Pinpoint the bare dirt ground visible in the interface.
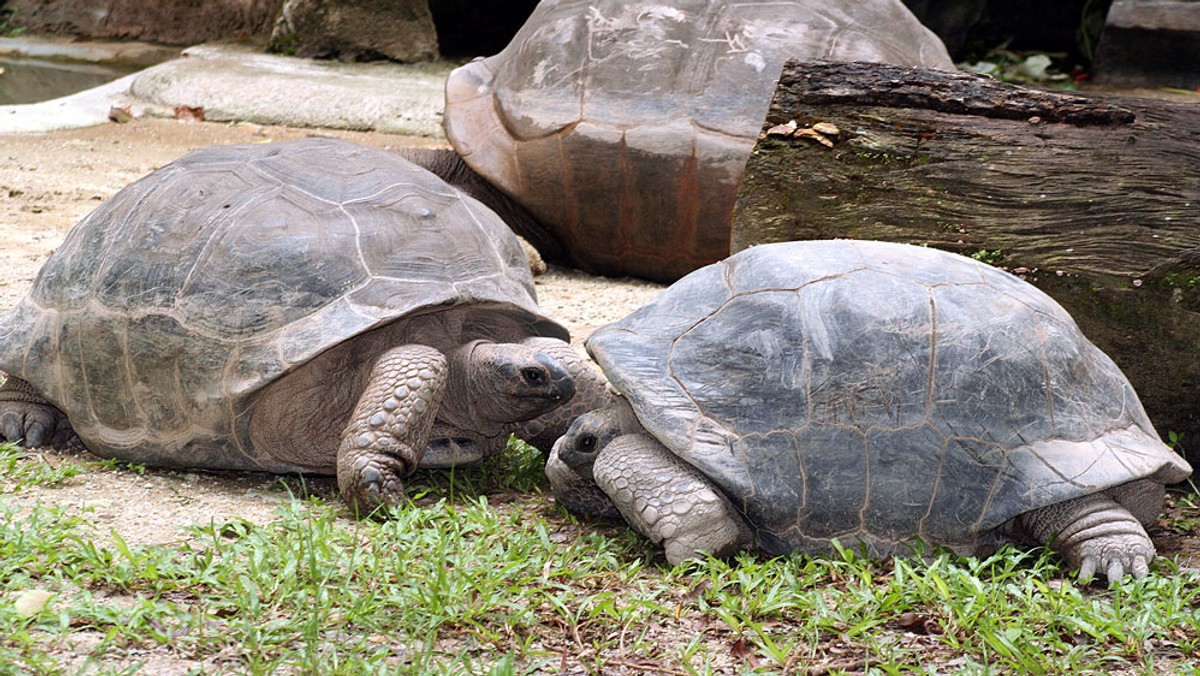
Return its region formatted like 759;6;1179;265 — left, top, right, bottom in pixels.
0;117;664;548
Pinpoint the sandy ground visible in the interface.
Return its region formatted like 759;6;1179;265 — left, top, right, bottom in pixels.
0;117;664;547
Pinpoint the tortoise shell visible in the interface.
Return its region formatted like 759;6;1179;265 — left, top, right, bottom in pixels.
584;240;1190;556
443;0;955;281
0;138;567;471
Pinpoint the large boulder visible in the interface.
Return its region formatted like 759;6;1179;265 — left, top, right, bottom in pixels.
268;0;438;62
1092;0;1200;89
3;0;283;45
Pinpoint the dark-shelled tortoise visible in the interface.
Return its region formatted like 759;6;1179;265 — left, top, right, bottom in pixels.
441;0;955;281
548;240;1192;581
0;137;609;513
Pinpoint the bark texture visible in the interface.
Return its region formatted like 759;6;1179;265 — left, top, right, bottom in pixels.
732;60;1200;467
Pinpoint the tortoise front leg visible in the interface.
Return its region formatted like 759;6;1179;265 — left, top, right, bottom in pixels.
594;434;753;565
1015;483;1159;582
337;345;448;516
0;376;77;448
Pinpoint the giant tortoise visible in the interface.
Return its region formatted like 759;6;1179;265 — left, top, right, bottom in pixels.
0;137;609;514
548;240;1192;581
439;0;955;280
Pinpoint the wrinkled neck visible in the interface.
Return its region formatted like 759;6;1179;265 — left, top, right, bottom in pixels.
442;340;505;436
609;396;644;435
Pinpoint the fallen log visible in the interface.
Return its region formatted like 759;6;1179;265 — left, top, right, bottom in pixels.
731;60;1200;467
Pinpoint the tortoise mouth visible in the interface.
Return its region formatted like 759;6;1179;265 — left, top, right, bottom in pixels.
528;352;576;404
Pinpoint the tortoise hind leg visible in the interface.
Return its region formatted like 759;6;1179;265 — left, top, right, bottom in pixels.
1106;479;1166;527
0;376;77;448
337;345;448;517
1015;489;1157;582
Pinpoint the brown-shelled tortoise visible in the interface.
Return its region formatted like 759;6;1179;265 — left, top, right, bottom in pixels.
0;137;609;514
548;240;1193;581
439;0;955;281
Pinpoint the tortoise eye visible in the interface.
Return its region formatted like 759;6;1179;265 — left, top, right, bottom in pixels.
577;434;596;452
521;367;546;385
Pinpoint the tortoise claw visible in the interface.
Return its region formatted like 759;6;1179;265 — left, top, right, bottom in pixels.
1073;538;1154;584
0;401;60;448
341;456;408;518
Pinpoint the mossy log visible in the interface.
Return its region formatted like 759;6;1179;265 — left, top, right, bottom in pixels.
732;60;1200;467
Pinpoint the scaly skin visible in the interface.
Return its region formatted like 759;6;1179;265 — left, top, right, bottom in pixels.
1016;483;1161;583
337;345;448;517
594;433;753;564
545;450;622;521
0;376;78;448
549;402;753;563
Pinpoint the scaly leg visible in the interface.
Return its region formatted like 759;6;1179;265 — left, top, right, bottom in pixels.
1015;489;1157;582
594;433;753;565
337;345;447;516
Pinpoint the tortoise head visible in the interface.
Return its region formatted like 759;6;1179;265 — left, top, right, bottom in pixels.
551;399;642;480
545;400;643;522
463;340;576;424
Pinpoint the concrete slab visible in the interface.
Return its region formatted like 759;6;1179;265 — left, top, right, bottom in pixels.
0;41;455;136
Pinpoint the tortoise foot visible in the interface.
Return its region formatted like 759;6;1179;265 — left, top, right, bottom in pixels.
0;377;76;448
340;454;410;517
1071;532;1154;583
1017;491;1156;583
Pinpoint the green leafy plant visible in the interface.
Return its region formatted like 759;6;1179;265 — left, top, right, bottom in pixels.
959;44;1079;90
0;441;83;492
971;248;1005;265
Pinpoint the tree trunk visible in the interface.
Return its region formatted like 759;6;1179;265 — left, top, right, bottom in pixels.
732;60;1200;467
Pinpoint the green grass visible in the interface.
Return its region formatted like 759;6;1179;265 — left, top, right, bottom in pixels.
2;440;1198;674
0;441;84;492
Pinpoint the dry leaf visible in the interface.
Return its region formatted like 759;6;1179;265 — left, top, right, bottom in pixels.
108;105;133;124
14;589;53;618
682;578;713;602
729;636;754;660
795;128;835;148
896;611;943;635
174;105;206;122
766;120;798;137
812;121;840;137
